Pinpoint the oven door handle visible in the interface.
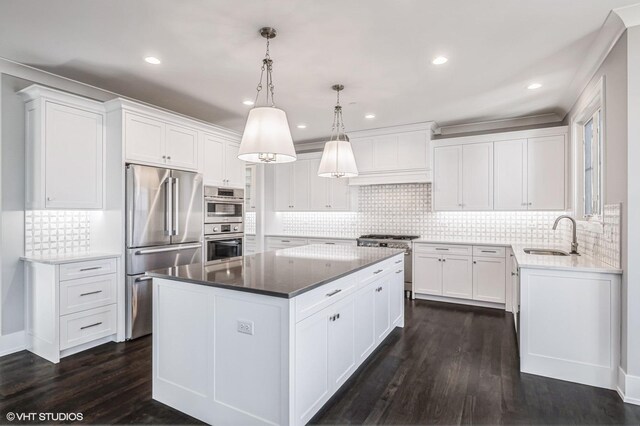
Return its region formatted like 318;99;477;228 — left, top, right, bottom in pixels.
211;240;242;246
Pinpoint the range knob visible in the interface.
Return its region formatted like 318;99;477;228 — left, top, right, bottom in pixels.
233;226;239;231
213;227;219;232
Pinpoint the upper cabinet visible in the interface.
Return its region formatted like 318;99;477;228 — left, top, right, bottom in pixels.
202;133;244;188
433;127;567;211
348;123;434;185
105;99;242;177
269;155;356;212
20;85;105;210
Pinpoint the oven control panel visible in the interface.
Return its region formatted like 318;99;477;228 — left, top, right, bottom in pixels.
205;223;243;235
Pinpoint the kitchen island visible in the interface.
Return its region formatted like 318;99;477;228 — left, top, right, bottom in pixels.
147;244;405;426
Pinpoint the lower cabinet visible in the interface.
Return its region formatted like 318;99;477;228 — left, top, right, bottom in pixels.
295;254;403;425
413;243;507;307
265;236;308;251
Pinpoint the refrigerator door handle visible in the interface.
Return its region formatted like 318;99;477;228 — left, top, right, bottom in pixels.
164;177;173;236
134;243;202;255
173;177;179;236
135;276;153;283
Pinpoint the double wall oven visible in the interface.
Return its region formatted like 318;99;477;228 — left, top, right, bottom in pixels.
204;186;244;264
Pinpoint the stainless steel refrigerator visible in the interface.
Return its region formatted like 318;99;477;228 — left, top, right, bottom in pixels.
126;164;203;339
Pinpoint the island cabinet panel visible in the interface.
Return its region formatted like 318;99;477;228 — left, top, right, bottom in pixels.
374;275;391;342
390;264;405;325
327;297;357;394
354;282;376;362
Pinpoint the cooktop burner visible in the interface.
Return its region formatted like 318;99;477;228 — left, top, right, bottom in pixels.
358;234;419;241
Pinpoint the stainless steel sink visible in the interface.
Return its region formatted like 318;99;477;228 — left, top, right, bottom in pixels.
523;248;570;256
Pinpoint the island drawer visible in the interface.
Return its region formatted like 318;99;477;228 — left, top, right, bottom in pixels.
414;244;472;256
59;274;117;315
295;275;356;322
359;258;395;287
59;258;118;281
473;246;506;258
59;304;116;350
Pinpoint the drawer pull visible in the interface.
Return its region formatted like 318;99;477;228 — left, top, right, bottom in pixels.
376;286;383;292
435;248;449;251
324;242;335;245
281;240;290;243
80;321;103;330
373;269;383;274
396;269;403;274
80;290;103;297
481;250;497;253
80;266;102;272
326;289;342;297
394;259;402;264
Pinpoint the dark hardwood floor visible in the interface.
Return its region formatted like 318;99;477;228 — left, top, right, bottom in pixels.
1;300;639;425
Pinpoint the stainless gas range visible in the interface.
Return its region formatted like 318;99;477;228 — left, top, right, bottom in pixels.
357;234;419;296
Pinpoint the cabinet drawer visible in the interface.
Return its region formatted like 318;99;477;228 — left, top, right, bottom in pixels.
414;244;472;256
359;259;393;287
309;239;357;246
59;274;117;315
295;275;356;322
59;258;117;281
59;304;116;350
473;246;506;258
266;237;308;246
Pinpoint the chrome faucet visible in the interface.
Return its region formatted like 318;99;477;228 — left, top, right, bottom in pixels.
552;215;579;254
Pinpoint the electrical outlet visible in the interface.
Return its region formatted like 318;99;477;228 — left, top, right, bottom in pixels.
237;320;254;335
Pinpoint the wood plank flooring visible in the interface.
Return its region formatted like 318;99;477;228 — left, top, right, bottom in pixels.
1;300;639;425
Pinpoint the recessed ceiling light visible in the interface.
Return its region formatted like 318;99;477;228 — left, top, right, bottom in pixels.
432;56;448;65
297;124;307;129
242;100;255;106
144;56;161;65
365;114;376;119
527;83;542;90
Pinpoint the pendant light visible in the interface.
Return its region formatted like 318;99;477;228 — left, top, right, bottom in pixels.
318;84;358;178
238;27;296;163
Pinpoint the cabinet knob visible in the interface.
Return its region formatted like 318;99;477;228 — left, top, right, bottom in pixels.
528;202;532;206
47;196;54;201
473;261;477;264
162;155;166;159
167;156;171;160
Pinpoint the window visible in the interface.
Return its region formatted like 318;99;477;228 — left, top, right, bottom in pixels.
583;109;602;217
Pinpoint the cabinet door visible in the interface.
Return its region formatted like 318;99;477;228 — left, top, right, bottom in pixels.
494;139;527;210
291;160;310;210
329;177;351;210
527;135;565;210
472;257;506;303
442;255;472;299
273;163;292;211
202;133;225;186
372;136;398;171
245;165;257;211
462;143;493;210
224;141;245;188
124;112;166;166
328;296;356;390
295;310;330;425
397;131;428;170
390;266;404;325
434;146;462;210
308;158;330;211
374;277;391;343
350;138;374;173
44;102;104;209
165;123;199;171
354;283;376;363
413;253;443;295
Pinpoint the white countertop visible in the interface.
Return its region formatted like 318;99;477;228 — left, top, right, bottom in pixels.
21;252;121;265
414;238;621;274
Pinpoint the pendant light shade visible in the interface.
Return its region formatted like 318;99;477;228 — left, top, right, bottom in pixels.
318;139;358;178
238;27;296;164
318;84;358;178
238;107;296;163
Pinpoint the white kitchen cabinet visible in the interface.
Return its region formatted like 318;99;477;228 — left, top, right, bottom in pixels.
124;112;199;171
354;282;376;363
21;85;105;210
202;133;244;188
472;256;506;303
390;265;404;325
462;143;493;210
327;296;356;390
348;124;434;185
434;146;462;210
413;252;443;295
494;138;527;210
306;238;357;246
527;135;565;210
245;165;257;211
284;157;353;211
273;161;310;211
442;255;473;299
265;236;308;251
23;255;120;363
308;158;330;211
374;276;391;342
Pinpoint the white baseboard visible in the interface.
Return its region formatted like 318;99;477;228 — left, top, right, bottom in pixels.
0;330;26;357
617;366;640;405
413;293;505;310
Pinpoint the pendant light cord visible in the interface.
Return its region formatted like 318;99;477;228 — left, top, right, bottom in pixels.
254;37;276;107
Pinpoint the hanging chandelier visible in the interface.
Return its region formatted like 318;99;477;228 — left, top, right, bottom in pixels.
238;27;296;163
317;84;358;178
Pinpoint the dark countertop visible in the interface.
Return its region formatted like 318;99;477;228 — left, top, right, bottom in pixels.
147;244;404;298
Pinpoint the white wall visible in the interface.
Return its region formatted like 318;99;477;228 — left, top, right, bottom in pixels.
564;32;630;368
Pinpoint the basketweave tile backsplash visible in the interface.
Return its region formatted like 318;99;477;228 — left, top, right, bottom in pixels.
25;210;91;256
278;183;621;266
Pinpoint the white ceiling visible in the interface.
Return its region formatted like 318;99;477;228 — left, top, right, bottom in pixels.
0;0;637;141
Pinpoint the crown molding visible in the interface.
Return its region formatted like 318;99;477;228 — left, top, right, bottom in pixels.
614;3;640;28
